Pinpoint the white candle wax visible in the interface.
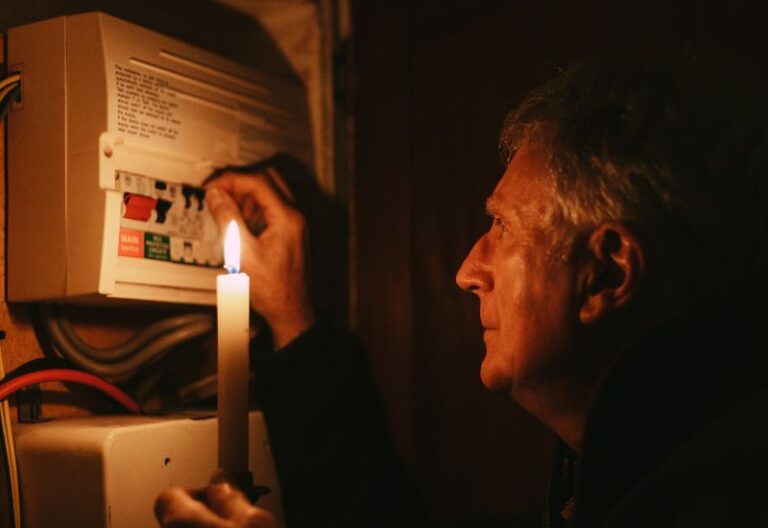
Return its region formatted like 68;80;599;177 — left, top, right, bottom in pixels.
217;221;250;473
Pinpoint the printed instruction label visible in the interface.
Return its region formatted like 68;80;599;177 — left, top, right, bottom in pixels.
109;59;312;165
115;63;181;142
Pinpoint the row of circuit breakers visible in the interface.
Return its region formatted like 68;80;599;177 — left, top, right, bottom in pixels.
7;12;313;305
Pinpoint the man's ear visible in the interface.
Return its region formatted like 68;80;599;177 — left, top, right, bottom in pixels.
578;223;646;325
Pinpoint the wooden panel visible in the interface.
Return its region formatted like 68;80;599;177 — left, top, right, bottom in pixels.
351;1;417;469
408;3;557;521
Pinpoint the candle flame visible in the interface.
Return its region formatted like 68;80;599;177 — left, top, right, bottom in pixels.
223;220;240;273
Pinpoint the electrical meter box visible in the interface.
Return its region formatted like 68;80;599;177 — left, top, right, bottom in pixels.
14;412;285;528
7;12;312;305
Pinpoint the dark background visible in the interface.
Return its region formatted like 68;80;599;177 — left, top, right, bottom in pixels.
352;0;768;522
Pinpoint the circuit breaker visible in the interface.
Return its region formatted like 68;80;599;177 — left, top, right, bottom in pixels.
7;12;313;305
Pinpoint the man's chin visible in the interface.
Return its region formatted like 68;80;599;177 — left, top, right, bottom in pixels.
479;359;513;394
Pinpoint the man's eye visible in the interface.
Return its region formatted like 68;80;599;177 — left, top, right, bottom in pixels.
492;216;506;232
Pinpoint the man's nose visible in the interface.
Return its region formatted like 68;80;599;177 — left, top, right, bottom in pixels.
456;239;490;294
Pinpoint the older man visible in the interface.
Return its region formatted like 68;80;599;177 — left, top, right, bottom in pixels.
457;56;768;526
156;56;768;527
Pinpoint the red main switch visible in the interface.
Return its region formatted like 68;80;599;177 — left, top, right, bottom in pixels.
123;193;157;222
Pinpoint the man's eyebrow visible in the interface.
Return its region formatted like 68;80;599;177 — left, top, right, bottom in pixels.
486;195;523;226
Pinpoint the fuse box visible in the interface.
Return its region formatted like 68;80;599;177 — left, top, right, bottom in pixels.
7;12;313;305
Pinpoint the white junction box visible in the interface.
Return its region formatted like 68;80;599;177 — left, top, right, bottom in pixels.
7;12;313;305
14;411;285;528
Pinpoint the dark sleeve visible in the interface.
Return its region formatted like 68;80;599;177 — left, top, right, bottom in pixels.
251;322;425;528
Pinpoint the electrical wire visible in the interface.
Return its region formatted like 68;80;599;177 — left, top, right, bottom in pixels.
0;73;21;120
0;370;141;414
0;73;22;520
0;73;21;92
36;304;215;382
0;85;20;120
56;309;214;363
42;315;213;381
0;348;22;528
0;84;18;104
0;357;71;383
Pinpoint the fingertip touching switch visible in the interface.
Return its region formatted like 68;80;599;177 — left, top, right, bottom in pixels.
155;199;172;224
123;193;157;222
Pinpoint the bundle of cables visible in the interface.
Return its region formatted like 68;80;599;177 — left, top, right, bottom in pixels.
0;72;21;119
36;304;215;383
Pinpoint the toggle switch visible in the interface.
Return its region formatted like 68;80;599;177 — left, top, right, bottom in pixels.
182;185;194;209
155;199;172;224
123;193;157;222
194;189;205;211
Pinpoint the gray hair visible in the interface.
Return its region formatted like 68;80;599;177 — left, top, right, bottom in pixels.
499;56;768;309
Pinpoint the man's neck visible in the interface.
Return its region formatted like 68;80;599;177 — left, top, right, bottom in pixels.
514;384;591;453
511;339;625;453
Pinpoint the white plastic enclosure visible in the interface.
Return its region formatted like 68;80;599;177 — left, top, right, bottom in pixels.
13;412;285;528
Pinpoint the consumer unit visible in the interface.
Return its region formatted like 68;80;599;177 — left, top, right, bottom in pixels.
7;12;312;305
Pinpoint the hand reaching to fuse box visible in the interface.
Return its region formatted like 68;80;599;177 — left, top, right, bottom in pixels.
204;169;315;349
155;472;275;528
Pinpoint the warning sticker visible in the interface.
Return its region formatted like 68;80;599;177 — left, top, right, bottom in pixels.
144;233;171;261
119;228;144;258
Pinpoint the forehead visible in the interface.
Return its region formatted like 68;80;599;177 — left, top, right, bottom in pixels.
487;143;555;221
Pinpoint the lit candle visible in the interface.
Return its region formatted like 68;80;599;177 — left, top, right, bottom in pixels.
217;220;250;473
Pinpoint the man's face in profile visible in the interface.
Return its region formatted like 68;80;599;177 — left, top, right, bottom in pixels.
456;143;579;399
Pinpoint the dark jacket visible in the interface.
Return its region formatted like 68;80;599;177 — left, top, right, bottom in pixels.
253;296;768;527
549;298;768;527
252;323;424;528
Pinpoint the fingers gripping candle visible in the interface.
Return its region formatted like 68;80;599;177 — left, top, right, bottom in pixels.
217;220;250;473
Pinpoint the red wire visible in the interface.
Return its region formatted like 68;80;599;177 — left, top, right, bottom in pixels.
0;369;141;414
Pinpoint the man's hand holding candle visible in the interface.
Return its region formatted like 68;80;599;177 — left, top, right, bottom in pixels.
155;471;275;528
155;168;315;528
